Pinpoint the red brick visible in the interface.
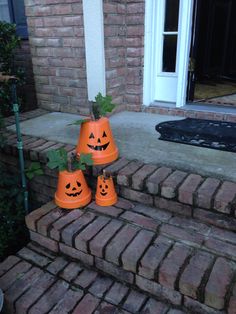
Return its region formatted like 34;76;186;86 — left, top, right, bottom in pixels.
89;219;123;258
214;181;236;214
179;251;214;299
59;262;82;282
49;288;84;314
139;236;173;279
132;164;157;190
228;283;236;314
160;224;204;246
4;267;43;313
74;269;97;289
61;212;96;246
89;275;113;298
121;210;160;231
0;255;20;277
178;174;203;205
105;224;139;265
146;167;172;195
37;207;65;236
159;243;192;289
196;178;220;209
17;247;51;267
122;229;154;273
123;290;147;313
59;243;94;266
75;216;111;252
15;272;56;314
30;231;58;253
104;158;130;175
95;257;134;284
50;209;83;241
161;170;188;199
104;282;129;305
0;260;31;291
25;201;57;231
88;202;123;217
72;293;100;314
117;160;143;186
120;187;153;205
46;256;68;275
155;197;192;217
28;279;69;314
132;203;172;222
114;197;134;210
184;296;222;314
135;275;182;306
169;216;210;235
205;257;235;309
205;238;236;260
140;298;169;314
194;207;236;232
210;227;236;245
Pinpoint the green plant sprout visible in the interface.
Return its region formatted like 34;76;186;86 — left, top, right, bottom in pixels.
71;92;116;126
47;148;93;172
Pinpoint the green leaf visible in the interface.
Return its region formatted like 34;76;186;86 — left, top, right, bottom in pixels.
92;93;116;118
25;162;43;180
46;148;68;171
68;119;90;126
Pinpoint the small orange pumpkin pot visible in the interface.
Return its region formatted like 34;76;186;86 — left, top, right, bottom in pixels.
76;117;119;165
95;174;117;206
55;170;92;209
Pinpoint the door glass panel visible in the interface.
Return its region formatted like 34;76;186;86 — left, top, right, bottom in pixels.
164;0;179;31
162;35;177;72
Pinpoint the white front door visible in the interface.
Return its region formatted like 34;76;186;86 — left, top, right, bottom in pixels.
143;0;194;107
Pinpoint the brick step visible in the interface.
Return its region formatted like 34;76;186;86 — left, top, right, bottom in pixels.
25;200;236;313
0;242;186;314
2;116;236;228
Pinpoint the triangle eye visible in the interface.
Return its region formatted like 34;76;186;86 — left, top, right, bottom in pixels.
102;131;107;138
77;181;81;187
66;183;70;189
89;133;95;139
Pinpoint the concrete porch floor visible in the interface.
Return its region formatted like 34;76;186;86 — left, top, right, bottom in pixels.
8;111;236;182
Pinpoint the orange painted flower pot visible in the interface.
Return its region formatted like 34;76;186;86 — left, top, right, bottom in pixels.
55;170;92;209
76;117;119;165
95;174;117;206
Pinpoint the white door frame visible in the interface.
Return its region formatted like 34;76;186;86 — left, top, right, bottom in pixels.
143;0;194;107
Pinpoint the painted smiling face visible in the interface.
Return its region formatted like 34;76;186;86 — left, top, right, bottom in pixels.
76;117;119;165
65;181;82;197
95;174;117;206
87;130;110;151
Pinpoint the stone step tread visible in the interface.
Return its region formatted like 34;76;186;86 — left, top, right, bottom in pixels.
25;199;236;313
0;243;185;314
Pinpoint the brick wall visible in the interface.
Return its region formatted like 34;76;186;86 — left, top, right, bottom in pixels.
125;0;145;112
24;0;145;114
25;0;89;114
15;40;38;112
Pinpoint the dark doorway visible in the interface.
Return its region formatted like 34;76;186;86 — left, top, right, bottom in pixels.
187;0;236;106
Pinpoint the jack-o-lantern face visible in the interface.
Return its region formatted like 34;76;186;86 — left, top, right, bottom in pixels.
99;181;109;196
76;117;119;165
65;181;82;197
87;131;110;151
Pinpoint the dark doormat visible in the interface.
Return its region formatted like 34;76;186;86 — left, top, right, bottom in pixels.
155;118;236;152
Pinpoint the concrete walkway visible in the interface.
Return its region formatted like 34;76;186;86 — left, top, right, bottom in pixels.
8;111;236;182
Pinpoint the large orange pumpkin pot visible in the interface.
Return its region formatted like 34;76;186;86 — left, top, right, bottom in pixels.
55;170;92;209
95;174;117;206
76;117;119;165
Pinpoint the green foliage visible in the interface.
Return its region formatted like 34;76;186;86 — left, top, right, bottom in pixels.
47;148;93;172
73;153;93;171
92;93;116;120
0;163;27;261
25;162;44;180
69;118;91;126
47;148;68;171
0;21;25;116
